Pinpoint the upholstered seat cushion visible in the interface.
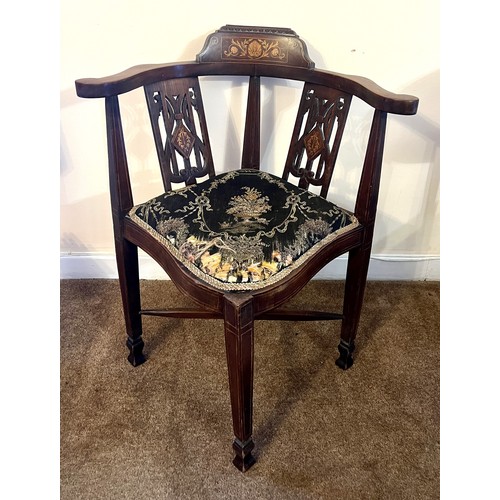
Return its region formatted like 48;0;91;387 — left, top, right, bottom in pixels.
128;170;358;291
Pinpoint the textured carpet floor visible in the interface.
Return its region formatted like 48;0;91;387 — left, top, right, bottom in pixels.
60;279;439;499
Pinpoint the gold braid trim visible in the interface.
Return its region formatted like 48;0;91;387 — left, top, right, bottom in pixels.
127;210;359;292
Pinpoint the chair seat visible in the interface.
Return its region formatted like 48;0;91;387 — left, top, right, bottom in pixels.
128;169;359;291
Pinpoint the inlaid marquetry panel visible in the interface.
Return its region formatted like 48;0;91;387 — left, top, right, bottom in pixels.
197;25;315;68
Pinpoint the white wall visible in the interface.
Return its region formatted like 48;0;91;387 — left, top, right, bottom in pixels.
60;0;439;279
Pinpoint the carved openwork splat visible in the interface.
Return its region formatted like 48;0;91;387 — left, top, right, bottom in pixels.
145;78;215;190
283;84;352;197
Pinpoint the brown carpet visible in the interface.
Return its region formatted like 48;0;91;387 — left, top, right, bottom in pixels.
60;279;439;499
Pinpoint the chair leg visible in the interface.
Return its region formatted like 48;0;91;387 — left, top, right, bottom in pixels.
223;294;256;472
336;245;371;370
115;237;146;367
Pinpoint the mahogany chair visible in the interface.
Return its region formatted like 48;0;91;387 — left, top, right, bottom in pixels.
75;25;418;472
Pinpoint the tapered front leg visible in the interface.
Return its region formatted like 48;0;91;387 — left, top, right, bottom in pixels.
223;294;256;472
336;245;371;370
115;238;145;367
105;95;145;368
337;110;387;370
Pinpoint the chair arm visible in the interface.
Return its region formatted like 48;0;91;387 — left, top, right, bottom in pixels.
75;62;194;98
313;68;418;115
75;61;418;115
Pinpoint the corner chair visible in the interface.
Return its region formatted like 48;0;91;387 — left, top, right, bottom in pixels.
75;25;419;471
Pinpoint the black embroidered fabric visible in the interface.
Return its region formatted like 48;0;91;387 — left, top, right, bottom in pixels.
128;170;358;291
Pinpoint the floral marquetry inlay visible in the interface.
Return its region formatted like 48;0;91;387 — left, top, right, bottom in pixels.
304;127;325;160
223;37;287;62
196;25;315;68
172;123;196;158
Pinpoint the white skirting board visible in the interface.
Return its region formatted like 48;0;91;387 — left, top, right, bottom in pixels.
60;252;440;281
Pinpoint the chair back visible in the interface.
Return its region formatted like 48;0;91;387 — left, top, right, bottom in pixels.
75;24;418;224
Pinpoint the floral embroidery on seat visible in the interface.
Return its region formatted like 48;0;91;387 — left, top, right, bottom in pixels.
128;170;358;290
222;186;271;232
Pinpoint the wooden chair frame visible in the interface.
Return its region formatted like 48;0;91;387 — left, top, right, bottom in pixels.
75;25;418;471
